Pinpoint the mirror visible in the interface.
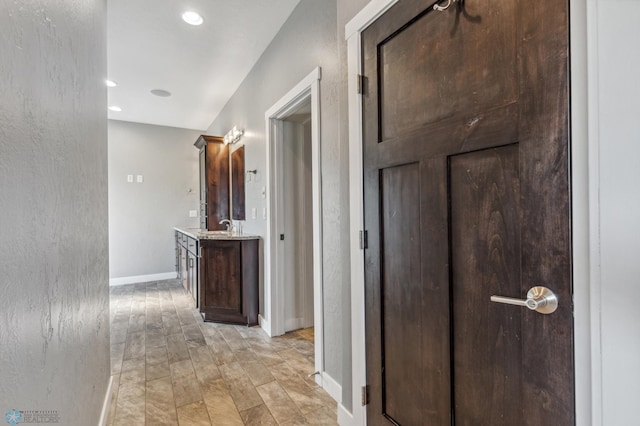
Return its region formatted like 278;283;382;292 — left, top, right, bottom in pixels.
231;145;245;220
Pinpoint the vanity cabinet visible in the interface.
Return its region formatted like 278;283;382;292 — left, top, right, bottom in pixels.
199;238;259;326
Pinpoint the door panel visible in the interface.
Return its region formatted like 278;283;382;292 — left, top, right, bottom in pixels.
362;0;573;424
380;163;422;425
202;242;241;312
450;145;523;425
379;0;517;140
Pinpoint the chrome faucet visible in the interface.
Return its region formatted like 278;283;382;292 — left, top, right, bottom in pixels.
219;219;233;233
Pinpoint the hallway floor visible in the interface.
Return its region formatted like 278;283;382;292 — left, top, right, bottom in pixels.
106;280;337;425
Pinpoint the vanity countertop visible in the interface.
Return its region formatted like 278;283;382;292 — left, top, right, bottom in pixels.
174;227;260;241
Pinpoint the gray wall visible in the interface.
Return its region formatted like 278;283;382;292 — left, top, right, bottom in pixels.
206;0;345;390
206;0;368;411
596;2;640;423
0;1;110;424
108;120;201;280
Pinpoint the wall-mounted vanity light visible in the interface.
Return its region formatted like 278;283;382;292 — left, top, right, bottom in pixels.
223;126;244;145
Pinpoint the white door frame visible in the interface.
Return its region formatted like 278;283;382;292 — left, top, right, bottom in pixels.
345;1;598;425
263;67;324;384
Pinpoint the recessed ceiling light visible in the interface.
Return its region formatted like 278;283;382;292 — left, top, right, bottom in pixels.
182;11;203;26
108;106;122;112
150;89;172;97
105;79;117;87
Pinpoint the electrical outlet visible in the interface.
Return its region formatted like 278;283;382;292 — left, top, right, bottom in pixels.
189;210;197;218
127;175;133;183
136;175;143;183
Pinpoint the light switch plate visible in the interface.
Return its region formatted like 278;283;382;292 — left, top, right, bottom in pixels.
262;207;267;220
261;186;266;198
189;210;197;218
251;207;257;219
127;175;133;183
136;175;143;183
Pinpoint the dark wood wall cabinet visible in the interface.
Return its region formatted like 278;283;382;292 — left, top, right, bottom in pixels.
199;238;259;326
195;135;229;231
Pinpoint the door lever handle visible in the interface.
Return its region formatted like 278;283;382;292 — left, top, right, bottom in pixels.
490;286;558;314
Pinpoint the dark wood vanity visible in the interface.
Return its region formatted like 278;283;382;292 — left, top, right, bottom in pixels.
199;237;258;326
175;134;258;326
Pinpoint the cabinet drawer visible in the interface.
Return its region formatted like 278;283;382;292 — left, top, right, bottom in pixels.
188;237;197;254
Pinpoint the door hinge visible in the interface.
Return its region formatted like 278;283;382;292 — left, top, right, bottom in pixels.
361;385;370;406
357;74;365;94
359;230;368;250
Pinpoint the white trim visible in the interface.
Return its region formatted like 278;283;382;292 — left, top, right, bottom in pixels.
345;2;398;424
258;314;271;335
264;67;325;385
345;0;597;424
109;272;177;286
337;403;354;426
320;372;342;404
97;375;114;426
345;0;399;40
571;0;600;424
585;0;603;423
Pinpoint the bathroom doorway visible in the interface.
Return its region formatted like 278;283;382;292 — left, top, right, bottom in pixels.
264;68;325;388
280;101;314;334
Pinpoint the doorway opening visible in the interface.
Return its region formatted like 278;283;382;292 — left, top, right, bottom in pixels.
263;68;326;389
280;101;314;334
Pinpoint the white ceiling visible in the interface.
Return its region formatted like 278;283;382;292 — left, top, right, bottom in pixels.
107;0;301;130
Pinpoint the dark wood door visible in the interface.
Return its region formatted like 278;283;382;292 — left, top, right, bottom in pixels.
199;148;207;230
195;135;230;231
200;240;244;323
198;239;259;326
362;0;573;425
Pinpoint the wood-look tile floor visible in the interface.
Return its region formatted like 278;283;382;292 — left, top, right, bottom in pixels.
106;280;337;425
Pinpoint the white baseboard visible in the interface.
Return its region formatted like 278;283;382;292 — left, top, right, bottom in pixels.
321;372;342;404
258;314;273;337
98;375;114;426
337;403;354;426
284;317;303;332
109;272;177;286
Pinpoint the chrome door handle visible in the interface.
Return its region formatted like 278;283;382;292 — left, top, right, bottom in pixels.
490;286;558;314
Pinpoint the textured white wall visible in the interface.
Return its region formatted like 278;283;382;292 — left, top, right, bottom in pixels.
597;1;640;423
0;1;110;424
108;120;201;280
